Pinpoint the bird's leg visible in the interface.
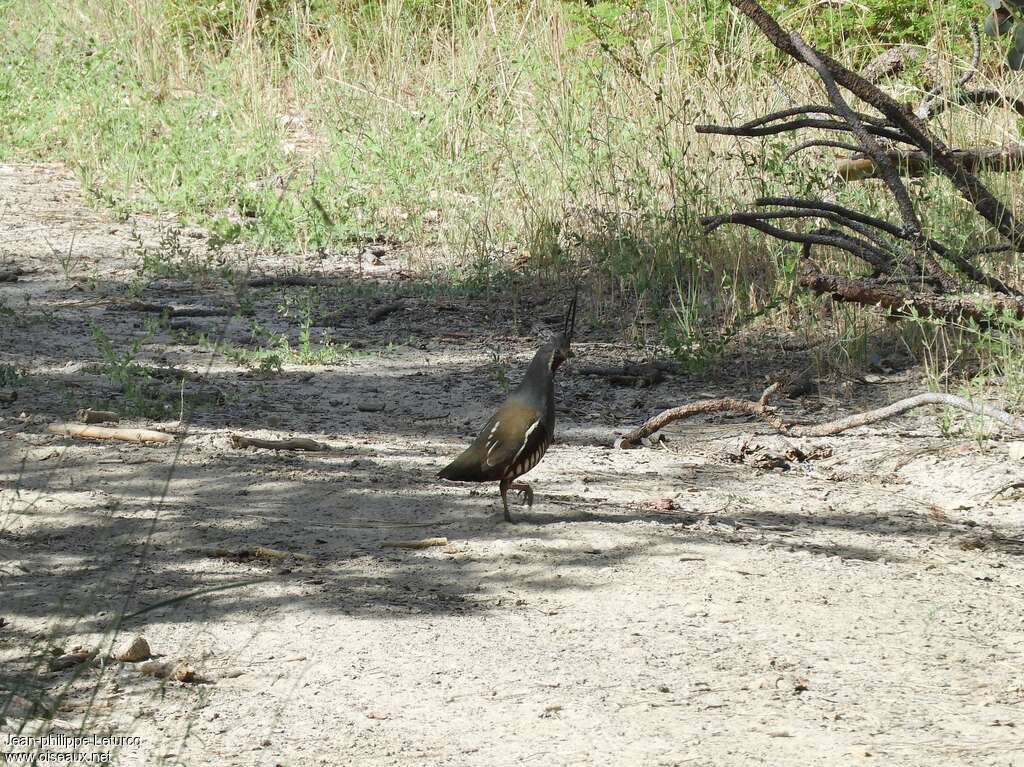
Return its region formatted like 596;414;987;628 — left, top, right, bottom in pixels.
499;479;516;524
510;481;534;508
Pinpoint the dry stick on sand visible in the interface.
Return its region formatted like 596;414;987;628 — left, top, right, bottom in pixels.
205;546;315;562
116;301;230;317
245;275;340;288
368;300;407;324
77;408;120;424
230;434;331;452
614;384;1024;448
381;537;449;549
47;423;174;444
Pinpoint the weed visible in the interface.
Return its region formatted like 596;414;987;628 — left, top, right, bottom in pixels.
487;345;512;393
0;363;25;387
88;322;163;416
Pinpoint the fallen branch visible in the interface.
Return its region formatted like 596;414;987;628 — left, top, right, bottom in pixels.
575;363;666;387
725;0;1024;249
114;301;229;317
47;423;174;444
0;390;16;404
798;266;1024;323
230;434;331;452
205;545;314;562
838;146;1024;181
381;537;449;549
614;385;1024;448
368;300;407;324
77;408;120;424
245;275;339;288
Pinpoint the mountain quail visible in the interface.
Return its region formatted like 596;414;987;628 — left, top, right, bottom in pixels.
439;292;578;522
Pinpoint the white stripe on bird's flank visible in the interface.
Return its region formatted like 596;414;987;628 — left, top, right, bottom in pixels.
484;421;503;465
512;420;542;464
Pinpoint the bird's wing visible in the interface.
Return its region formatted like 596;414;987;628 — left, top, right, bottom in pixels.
477;402;548;473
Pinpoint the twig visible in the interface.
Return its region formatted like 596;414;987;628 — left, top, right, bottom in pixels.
702;214;899;273
695;117;912;144
755;197;1021;295
204;546;315;562
575;363;666;387
47;423;174;444
230;434;331;452
798;264;1024;322
837;146;1024;181
77;409;120;424
245;275;339;288
381;537;449;549
368;300;407;324
614;386;1024;448
783;139;864;162
114;301;229;317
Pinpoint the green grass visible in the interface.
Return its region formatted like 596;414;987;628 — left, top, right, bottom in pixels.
1;0;1022;389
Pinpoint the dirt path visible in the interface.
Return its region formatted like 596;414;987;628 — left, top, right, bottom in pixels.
1;163;1023;766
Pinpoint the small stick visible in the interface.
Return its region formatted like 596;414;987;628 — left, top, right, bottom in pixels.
368;300;407;324
246;275;338;288
47;423;174;444
205;546;314;561
381;537;449;549
116;301;229;317
77;408;120;424
230;434;330;452
614;388;1024;448
0;390;16;404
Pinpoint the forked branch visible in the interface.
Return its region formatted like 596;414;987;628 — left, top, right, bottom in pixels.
613;384;1024;449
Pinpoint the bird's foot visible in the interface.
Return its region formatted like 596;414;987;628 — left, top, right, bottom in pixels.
510;482;534;508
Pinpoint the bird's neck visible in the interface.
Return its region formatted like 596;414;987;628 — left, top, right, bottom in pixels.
515;344;556;404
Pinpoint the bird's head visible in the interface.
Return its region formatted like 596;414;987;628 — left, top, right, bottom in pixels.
547;289;578;371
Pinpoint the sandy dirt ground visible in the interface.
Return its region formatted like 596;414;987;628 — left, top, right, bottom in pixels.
1;162;1023;766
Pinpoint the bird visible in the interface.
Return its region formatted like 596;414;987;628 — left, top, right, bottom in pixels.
438;291;578;522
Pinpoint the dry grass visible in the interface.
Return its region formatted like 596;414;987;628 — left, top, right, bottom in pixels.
1;0;1022;369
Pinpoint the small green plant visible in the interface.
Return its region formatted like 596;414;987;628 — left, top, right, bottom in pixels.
218;291;351;371
88;322;163;416
0;363;25;387
133;227;233;284
487;345;512;393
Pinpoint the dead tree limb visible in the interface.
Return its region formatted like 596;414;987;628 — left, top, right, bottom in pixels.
725;0;1024;249
614;385;1024;449
230;434;331;452
798;263;1024;323
47;423;174;444
697;0;1024;319
368;300;407;324
838;146;1024;181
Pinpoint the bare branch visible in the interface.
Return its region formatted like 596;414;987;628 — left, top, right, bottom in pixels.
782;139;864;162
701;214;898;272
798;264;1024;323
695;118;912;144
837;145;1024;181
755;197;1022;295
725;0;1024;249
613;388;1024;448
